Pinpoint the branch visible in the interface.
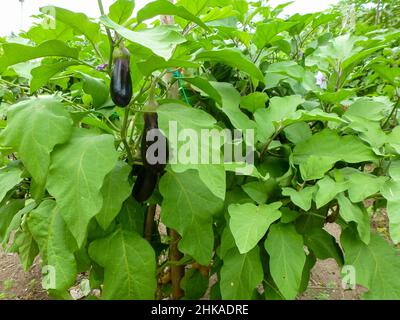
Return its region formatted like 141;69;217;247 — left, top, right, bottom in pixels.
98;0;115;72
120;107;134;164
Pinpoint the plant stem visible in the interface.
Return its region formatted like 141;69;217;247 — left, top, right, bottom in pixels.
260;126;283;161
169;228;184;300
97;0;115;72
121;107;134;164
382;98;400;129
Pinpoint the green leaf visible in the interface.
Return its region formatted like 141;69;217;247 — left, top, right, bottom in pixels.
345;99;390;121
220;247;263;299
96;162;132;230
181;268;209;300
78;72;109;108
1;97;73;199
254;95;304;143
117;197;146;236
181;77;222;105
373;65;400;86
27;200;77;292
47;129;118;246
336;193;370;244
283;122;312;144
41;6;101;45
0;40;79;72
292;129;377;181
264;223;306;300
210;82;257;130
108;0;135;24
240;92;269;113
229;202;281;254
0;165;23;204
156;102;216;150
282;186;317;211
241;181;272;204
89;227;156;300
195;49;264;83
137;56;199;77
137;0;209;30
30;61;79;93
176;0;209;16
100;16;186;60
341;228;400;299
338;169;387;203
2;200;37;246
280;109;343;127
0;199;25;242
315;176;348;209
159;170;223;265
304;228;343;266
12;229;39;272
253;21;296;50
381;180;400;244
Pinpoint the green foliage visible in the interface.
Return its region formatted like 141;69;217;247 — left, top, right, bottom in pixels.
0;0;399;301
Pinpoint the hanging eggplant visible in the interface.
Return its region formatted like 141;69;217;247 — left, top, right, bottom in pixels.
141;111;169;175
110;45;132;107
132;167;158;203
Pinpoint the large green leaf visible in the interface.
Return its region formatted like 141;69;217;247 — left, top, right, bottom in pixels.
137;56;199;77
264;223;306;300
220;247;263;299
254;95;304;143
292;129;377;181
12;229;39;272
315;176;348;209
159;170;223;265
240;92;269;113
89;227;156;300
304;228;343;266
2;200;36;246
30;61;79;93
336;168;387;203
336;193;370;244
210;82;257;130
41;6;101;45
229;202;281;254
47;129;118;246
96;162;132;230
182;77;222;105
137;0;209;30
156;103;226;200
1;98;73;199
100;16;186;60
108;0;135;24
0;199;25;242
78;72;109;108
253;21;296;50
381;180;400;244
195;49;264;83
0;165;23;203
341;228;400;299
0;40;79;72
117;197;146;236
282;186;317;211
27;200;77;292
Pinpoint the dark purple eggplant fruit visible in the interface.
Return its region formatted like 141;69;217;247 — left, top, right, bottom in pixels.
141;112;168;175
110;46;132;107
132;167;158;203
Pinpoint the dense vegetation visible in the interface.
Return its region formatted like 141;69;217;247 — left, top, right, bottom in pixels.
0;0;399;300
